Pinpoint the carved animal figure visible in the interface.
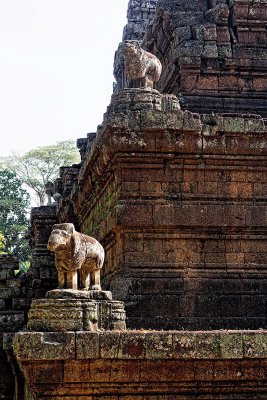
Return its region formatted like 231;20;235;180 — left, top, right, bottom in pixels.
122;40;162;88
47;223;104;291
44;181;55;205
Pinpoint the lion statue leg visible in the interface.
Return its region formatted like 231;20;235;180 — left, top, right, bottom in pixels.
79;268;90;291
91;269;101;291
66;270;78;290
144;75;153;89
58;270;65;289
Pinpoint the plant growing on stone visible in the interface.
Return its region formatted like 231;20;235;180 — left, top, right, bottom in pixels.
0;170;30;262
0;232;6;253
6;140;80;206
18;260;31;274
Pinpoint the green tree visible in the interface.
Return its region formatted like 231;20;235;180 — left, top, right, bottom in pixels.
7;140;80;205
0;232;6;254
0;170;30;262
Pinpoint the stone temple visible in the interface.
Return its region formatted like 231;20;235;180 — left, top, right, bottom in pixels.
1;0;267;398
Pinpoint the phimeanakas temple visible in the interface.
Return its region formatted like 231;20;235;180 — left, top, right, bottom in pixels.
1;0;267;398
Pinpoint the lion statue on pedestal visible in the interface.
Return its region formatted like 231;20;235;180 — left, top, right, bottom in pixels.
122;40;162;89
47;223;104;291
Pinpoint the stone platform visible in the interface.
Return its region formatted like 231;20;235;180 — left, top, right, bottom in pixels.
27;289;126;332
13;329;267;399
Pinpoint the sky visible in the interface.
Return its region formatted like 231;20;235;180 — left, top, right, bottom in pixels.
0;0;128;156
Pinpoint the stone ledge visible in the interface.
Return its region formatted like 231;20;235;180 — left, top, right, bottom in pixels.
46;289;112;300
13;330;267;361
104;107;266;135
77;103;267;188
13;332;75;360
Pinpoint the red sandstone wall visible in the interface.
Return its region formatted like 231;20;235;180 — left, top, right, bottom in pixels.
143;0;267;116
61;96;267;330
13;330;267;399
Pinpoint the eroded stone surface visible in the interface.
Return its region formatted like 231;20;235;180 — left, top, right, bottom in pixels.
57;89;267;330
27;295;126;332
0;255;26;400
143;0;267;116
12;330;267;398
47;289;112;300
14;330;267;360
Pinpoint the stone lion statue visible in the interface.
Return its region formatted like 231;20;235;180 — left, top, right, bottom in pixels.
44;181;55;205
122;40;162;89
47;223;104;291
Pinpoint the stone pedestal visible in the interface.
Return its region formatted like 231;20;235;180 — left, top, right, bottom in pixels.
27;289;126;332
107;88;180;114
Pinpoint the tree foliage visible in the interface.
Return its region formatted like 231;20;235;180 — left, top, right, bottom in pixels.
0;170;30;262
0;232;6;253
7;140;80;205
